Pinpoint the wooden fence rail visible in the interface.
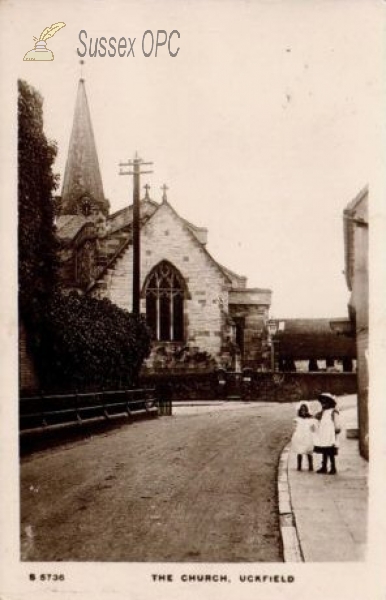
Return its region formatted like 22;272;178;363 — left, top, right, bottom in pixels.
19;388;161;432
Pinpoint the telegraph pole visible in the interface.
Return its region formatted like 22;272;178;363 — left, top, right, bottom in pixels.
119;153;153;315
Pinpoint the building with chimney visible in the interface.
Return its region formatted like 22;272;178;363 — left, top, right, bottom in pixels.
55;78;272;373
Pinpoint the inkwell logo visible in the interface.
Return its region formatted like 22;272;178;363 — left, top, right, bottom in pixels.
23;22;66;61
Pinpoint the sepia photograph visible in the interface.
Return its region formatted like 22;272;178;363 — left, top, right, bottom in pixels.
0;0;385;599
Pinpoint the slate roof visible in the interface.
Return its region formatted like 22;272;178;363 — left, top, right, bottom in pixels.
275;318;356;359
56;214;90;241
108;199;158;233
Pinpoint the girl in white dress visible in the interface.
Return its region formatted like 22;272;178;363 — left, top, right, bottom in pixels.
291;402;316;471
313;393;341;474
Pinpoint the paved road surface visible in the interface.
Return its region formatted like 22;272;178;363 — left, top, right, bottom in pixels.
20;402;294;562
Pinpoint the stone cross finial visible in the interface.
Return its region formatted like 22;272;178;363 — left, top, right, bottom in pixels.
161;184;169;203
144;183;151;199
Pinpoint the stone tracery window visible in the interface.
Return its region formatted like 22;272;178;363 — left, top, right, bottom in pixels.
145;261;185;342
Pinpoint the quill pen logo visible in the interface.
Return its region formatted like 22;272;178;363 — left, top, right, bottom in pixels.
23;22;66;61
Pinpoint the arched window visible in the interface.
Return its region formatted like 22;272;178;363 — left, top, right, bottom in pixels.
144;261;185;342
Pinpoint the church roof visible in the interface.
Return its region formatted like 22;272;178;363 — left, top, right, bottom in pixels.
180;217;208;245
105;194;255;289
216;262;247;288
56;214;91;241
108;199;159;233
60;79;109;216
108;197;211;246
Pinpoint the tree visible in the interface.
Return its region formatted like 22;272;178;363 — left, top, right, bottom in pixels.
18;80;151;392
37;293;151;391
18;79;58;319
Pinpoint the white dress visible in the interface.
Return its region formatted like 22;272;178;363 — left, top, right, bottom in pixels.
291;417;316;455
314;408;340;449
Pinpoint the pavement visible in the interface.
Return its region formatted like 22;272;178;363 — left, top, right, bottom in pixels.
278;394;368;562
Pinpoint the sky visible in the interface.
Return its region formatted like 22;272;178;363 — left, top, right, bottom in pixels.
2;0;384;318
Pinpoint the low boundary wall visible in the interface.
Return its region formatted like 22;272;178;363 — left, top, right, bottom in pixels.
142;371;357;402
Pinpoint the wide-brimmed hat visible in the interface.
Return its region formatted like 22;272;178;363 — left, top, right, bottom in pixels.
318;392;336;407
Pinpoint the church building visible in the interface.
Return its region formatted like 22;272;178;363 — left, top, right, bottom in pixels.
56;78;272;372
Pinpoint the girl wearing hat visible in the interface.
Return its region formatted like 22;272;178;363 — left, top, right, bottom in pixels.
291;402;316;471
314;393;341;474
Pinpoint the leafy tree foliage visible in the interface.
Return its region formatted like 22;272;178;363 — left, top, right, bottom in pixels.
18;80;152;391
18;79;58;318
35;293;151;391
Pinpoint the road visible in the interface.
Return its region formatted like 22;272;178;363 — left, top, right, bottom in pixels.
20;401;294;562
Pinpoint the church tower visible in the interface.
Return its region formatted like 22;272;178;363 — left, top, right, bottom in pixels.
59;77;109;219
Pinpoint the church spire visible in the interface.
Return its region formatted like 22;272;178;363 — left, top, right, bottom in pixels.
60;74;109;217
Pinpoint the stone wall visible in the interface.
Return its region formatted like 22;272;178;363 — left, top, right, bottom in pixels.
141;371;358;402
100;201;229;360
229;303;268;368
